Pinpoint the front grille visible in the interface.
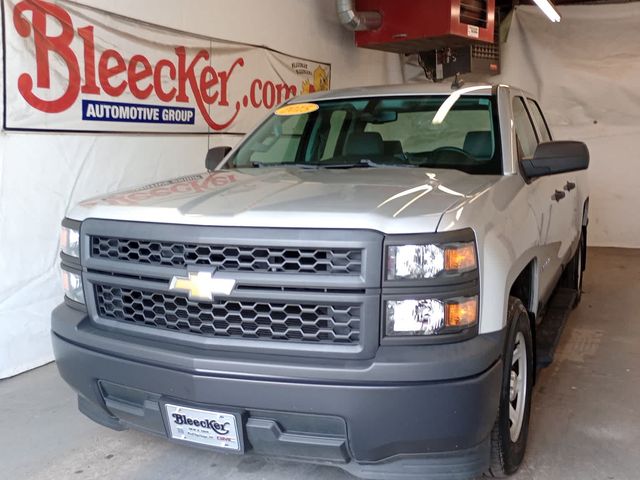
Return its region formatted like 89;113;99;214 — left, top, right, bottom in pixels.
91;236;362;275
95;284;361;344
83;220;382;357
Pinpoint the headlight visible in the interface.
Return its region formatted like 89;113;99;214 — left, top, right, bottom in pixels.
61;269;85;304
385;296;477;336
386;242;477;280
60;225;80;257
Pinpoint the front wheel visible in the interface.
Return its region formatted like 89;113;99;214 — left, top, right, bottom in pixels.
486;298;534;477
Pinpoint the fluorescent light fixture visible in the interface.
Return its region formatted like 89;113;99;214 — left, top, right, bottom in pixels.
532;0;561;22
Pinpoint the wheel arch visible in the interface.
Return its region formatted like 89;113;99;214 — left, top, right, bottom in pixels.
507;258;539;385
582;197;590;227
509;260;537;320
581;197;589;270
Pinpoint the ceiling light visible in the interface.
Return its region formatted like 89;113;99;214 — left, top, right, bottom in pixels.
532;0;561;22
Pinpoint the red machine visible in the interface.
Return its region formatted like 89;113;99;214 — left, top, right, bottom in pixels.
354;0;496;53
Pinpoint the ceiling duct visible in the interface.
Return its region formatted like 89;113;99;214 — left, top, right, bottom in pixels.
336;0;382;31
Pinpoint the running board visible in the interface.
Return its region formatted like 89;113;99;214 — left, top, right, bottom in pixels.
535;287;577;370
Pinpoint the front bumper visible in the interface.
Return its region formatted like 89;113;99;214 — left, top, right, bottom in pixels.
52;303;504;480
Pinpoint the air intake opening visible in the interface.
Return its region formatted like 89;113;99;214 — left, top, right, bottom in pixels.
460;0;488;28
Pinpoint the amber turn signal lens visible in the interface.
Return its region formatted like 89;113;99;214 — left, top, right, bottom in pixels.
444;243;477;272
445;297;478;327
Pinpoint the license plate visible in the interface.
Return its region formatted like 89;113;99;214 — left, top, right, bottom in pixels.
165;404;241;451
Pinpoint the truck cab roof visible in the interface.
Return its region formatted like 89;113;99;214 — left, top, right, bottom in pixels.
297;83;532;103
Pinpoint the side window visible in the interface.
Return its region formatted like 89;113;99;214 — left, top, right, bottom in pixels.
512;97;538;160
528;99;552;143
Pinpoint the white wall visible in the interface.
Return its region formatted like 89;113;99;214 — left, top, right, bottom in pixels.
0;0;402;379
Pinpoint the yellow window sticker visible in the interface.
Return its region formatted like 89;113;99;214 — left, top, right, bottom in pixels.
275;103;319;116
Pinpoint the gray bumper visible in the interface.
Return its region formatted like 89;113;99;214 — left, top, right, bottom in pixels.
52;303;504;479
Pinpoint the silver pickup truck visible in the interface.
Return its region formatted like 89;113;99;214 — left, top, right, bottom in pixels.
54;83;589;480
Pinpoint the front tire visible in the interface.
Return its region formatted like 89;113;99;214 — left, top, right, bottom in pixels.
486;298;534;477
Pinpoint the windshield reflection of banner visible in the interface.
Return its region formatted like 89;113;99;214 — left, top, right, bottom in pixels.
2;0;331;133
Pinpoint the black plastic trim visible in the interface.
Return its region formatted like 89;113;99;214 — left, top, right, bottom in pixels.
60;251;82;269
522;141;590;179
64;296;88;312
62;218;82;230
60;263;82;275
52;329;502;465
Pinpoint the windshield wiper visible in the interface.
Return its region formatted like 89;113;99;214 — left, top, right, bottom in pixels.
250;162;301;168
249;159;414;169
306;159;414;169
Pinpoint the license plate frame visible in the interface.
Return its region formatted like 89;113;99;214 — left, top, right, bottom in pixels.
163;403;244;453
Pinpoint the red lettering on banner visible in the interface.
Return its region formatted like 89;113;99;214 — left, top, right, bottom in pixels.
154;59;177;102
199;66;219;105
262;81;276;109
128;55;153;99
175;47;243;130
278;83;297;103
174;47;208;103
218;58;243;107
248;79;297;109
99;49;127;96
250;79;263;108
77;26;100;94
13;0;80;113
11;0;304;130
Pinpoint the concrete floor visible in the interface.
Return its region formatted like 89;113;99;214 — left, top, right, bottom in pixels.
1;247;639;480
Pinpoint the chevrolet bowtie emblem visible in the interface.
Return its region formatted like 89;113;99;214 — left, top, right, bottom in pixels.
168;271;236;301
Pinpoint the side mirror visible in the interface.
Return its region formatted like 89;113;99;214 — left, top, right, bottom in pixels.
205;146;232;171
522;141;589;179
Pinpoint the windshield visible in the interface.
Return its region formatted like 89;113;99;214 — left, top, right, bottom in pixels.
229;95;501;175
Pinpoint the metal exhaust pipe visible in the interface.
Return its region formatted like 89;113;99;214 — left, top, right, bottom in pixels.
336;0;382;31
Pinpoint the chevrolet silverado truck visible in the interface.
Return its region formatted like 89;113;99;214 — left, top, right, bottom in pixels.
54;83;589;479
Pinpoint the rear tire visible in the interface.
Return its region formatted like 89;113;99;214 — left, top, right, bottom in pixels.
485;298;534;478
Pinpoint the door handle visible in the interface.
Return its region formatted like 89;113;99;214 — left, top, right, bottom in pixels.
564;181;576;192
553;190;566;202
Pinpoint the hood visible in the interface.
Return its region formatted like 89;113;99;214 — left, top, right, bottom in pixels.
70;167;499;234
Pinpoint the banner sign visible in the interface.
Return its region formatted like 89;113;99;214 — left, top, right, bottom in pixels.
2;0;331;133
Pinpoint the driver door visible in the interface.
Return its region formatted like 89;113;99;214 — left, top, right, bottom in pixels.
512;95;573;306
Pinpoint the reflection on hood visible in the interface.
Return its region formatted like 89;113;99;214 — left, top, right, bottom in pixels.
72;167;498;234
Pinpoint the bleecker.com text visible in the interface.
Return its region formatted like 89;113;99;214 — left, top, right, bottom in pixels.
12;0;299;130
